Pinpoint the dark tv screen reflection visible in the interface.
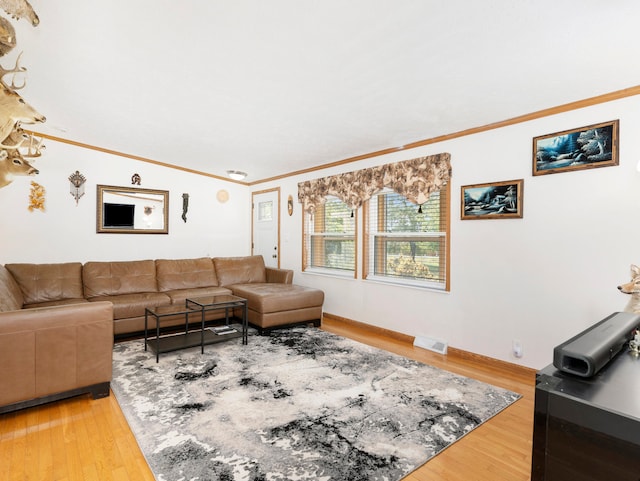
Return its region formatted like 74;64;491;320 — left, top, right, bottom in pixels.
103;203;135;228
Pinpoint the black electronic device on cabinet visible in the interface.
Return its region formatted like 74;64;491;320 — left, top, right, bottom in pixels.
553;311;640;377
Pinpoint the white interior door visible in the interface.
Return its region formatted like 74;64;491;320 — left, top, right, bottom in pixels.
252;189;280;268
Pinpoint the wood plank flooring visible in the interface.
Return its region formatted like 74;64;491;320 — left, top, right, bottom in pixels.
0;318;535;481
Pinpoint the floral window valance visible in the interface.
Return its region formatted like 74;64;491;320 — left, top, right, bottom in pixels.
298;152;451;215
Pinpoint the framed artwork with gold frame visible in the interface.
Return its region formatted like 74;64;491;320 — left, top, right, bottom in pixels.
533;120;619;176
461;179;523;220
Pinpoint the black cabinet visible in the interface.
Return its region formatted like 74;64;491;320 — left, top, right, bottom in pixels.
532;349;640;480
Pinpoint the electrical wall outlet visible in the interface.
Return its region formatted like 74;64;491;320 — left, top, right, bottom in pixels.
512;340;523;358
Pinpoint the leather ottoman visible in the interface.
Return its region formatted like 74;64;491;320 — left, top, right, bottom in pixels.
229;283;324;334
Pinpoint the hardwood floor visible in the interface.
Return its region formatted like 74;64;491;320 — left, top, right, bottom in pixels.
0;318;536;481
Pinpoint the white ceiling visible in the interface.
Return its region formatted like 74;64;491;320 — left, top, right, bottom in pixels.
8;0;640;183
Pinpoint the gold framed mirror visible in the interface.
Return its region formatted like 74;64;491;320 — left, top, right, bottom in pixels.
96;184;169;234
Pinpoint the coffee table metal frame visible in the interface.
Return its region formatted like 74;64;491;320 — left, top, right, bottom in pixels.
144;294;248;362
186;294;248;345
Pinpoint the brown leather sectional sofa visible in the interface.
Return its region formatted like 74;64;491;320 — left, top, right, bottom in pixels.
0;255;324;412
0;262;113;413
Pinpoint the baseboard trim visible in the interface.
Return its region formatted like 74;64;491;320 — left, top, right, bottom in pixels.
322;312;537;379
322;312;414;344
446;346;537;378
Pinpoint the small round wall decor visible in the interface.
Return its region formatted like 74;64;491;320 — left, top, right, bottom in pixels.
216;189;229;203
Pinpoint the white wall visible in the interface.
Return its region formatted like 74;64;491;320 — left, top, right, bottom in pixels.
257;95;640;370
3;96;639;370
0;139;252;263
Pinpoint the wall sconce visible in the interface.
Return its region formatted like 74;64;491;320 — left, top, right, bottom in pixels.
68;170;86;205
226;170;247;181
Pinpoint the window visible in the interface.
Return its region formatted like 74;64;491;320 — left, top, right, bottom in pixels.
303;196;356;276
365;185;449;290
257;200;273;221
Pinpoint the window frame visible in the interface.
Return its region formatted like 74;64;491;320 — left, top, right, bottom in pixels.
302;196;357;278
363;184;450;291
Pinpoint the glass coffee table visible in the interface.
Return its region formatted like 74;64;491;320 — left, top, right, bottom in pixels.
144;294;248;362
187;294;248;345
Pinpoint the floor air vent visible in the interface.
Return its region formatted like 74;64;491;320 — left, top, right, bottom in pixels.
413;336;448;355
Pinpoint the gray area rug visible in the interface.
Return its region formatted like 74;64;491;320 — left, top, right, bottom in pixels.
111;328;521;481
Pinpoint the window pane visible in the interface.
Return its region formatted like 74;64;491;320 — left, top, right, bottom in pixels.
367;187;448;289
258;201;273;221
311;237;355;271
383;191;441;233
374;238;443;281
323;199;353;233
303;196;355;274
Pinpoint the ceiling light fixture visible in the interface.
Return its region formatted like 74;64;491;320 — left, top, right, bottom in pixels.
226;170;247;181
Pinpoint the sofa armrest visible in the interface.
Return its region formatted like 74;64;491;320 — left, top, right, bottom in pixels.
265;267;293;284
0;301;114;407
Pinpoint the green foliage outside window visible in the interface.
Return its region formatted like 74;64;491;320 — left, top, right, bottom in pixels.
370;190;446;286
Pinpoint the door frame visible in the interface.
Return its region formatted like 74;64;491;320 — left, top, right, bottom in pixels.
251;187;281;268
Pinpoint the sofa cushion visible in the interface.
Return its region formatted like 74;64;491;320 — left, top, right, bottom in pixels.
0;265;24;312
83;260;157;298
156;258;218;291
5;262;84;305
165;286;232;305
88;292;170;320
213;256;266;287
230;283;324;314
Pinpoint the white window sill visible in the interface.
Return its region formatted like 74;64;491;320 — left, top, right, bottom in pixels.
302;267;356;280
365;275;448;293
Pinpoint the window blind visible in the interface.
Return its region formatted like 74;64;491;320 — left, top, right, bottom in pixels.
365;187;448;289
303;196;356;274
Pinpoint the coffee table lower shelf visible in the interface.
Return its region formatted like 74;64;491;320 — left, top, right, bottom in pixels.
149;324;245;356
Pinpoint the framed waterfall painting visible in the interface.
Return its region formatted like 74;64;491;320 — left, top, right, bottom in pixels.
461;179;523;220
532;119;619;176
